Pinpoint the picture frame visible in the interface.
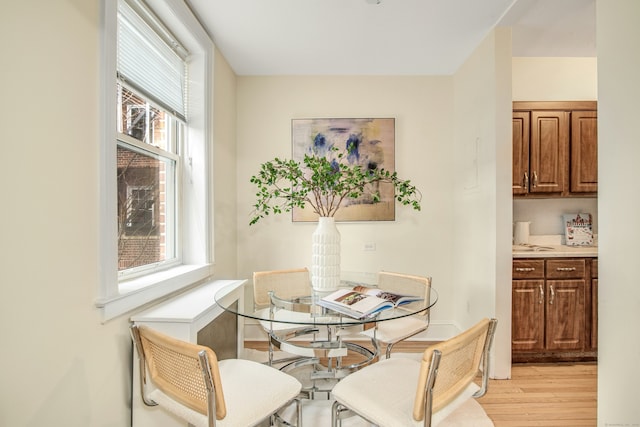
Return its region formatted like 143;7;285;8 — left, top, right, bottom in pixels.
291;118;396;222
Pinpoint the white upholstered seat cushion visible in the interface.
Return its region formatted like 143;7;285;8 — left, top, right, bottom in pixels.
359;315;428;344
436;398;494;426
331;357;492;427
149;358;301;427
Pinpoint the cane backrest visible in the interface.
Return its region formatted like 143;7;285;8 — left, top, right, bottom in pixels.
253;268;311;307
413;318;496;421
133;325;226;420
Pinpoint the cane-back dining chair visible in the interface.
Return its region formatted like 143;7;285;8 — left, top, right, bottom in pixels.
131;324;302;427
332;318;498;427
253;268;320;366
359;271;432;359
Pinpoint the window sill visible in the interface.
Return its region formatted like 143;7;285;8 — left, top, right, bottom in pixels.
95;264;212;322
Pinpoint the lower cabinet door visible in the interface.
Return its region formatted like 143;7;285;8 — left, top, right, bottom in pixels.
591;278;598;350
512;280;545;352
545;280;586;351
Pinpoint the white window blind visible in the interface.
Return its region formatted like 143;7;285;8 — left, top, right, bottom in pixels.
117;0;188;120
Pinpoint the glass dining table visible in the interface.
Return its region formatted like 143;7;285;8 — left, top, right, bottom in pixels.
214;280;438;399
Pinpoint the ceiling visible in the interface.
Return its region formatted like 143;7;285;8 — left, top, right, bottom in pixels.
186;0;595;76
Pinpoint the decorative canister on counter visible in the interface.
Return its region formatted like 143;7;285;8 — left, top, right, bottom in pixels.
564;213;594;246
513;221;531;245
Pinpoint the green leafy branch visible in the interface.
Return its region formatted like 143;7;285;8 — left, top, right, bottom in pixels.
249;147;421;225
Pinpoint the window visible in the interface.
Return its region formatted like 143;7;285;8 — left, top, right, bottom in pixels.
97;0;214;321
126;186;155;232
117;85;178;273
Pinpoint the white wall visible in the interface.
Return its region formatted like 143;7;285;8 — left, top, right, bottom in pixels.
596;1;640;424
0;1;239;425
235;76;460;328
452;28;513;379
512;57;598;236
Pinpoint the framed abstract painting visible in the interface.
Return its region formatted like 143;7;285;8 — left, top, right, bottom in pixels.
291;118;396;222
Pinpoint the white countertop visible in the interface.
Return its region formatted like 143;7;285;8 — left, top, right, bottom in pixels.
512;234;598;258
513;244;598;258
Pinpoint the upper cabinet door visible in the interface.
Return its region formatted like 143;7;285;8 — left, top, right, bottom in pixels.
512;112;530;195
529;111;569;194
570;110;598;193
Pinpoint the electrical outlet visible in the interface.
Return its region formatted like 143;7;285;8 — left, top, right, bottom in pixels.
363;242;376;251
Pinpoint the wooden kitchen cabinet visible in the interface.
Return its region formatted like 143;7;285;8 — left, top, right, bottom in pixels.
512;260;545;351
545;259;586;351
512;258;596;362
571;110;598;193
512;110;567;195
512;111;530;195
529;110;569;194
590;258;598;350
513;101;597;198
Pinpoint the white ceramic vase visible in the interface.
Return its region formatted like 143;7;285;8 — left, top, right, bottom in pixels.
311;217;341;291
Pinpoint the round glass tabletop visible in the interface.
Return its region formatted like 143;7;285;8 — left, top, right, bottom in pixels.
214;281;438;327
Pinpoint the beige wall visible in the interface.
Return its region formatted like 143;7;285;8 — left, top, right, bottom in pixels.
236;75;460;328
0;1;238;425
212;48;239;277
512;57;598;101
452;27;513;379
597;0;640;423
0;1;130;425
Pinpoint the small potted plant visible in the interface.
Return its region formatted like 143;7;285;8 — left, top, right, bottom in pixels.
249;143;422;290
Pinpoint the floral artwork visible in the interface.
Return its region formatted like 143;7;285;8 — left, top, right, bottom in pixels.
291;118;396;222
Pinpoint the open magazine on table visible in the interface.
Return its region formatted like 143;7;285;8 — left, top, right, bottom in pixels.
317;285;422;319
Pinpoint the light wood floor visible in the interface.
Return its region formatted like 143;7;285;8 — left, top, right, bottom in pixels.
478;363;597;426
245;341;597;426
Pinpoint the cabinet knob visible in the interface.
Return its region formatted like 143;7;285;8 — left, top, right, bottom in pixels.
549;285;555;305
523;172;529;191
532;171;538;188
556;267;577;272
515;267;535;272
